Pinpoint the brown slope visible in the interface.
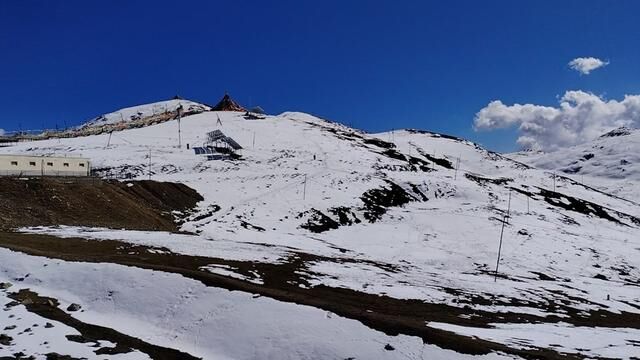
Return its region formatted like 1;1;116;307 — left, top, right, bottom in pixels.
0;177;202;231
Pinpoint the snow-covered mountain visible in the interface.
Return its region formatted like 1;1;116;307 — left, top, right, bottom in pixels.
509;127;640;200
1;104;639;359
79;98;211;129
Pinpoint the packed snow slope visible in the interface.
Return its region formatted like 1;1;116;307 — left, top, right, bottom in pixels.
509;127;640;201
2;108;640;359
79;99;211;129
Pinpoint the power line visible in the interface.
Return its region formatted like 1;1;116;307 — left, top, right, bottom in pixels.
494;191;511;282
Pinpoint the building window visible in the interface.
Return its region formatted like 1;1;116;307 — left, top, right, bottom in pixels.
63;163;69;167
29;161;36;166
47;162;53;166
10;161;17;166
79;163;85;167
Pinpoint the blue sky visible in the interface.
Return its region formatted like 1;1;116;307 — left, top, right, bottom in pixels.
1;0;639;151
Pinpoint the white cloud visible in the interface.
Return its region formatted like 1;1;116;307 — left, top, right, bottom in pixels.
568;57;608;75
0;129;5;136
474;91;640;151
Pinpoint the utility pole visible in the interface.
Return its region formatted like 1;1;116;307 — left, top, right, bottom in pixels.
303;174;307;200
527;196;530;214
454;155;461;180
494;191;511;282
178;116;182;148
252;132;256;148
177;103;183;148
106;131;112;148
148;148;152;180
553;172;556;192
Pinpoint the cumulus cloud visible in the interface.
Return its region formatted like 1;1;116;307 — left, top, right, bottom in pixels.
568;57;608;75
474;91;640;151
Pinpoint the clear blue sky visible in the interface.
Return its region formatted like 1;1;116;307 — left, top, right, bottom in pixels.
1;0;639;151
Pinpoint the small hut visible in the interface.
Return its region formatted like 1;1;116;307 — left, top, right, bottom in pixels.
249;106;265;115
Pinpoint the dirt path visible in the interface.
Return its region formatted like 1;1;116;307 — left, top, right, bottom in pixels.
1;232;623;359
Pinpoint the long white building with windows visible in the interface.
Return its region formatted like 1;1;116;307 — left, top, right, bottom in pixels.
0;154;90;177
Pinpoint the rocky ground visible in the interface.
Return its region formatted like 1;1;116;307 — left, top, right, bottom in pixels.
0;177;201;232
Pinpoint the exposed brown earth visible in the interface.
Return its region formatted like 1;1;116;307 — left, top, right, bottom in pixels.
0;177;202;232
2;231;628;360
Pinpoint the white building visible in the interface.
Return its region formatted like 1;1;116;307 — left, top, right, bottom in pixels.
0;155;90;177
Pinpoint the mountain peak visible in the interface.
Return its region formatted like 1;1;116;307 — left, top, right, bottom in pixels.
600;126;634;138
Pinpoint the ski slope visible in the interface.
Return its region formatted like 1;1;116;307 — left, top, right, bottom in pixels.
2;106;639;359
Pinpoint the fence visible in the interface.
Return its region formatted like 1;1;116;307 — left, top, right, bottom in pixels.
0;107;209;145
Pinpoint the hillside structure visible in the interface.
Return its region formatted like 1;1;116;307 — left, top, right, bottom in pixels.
249;106;265;114
0;154;90;177
212;93;246;112
193;129;243;160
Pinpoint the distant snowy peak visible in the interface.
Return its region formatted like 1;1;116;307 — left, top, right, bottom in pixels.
403;129;475;145
80;99;211;129
511;126;640;199
600;126;635;138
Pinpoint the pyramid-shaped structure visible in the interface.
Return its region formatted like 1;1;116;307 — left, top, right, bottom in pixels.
212;93;246;112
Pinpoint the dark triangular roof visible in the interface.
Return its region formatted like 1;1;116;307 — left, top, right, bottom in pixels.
212;93;246;112
249;106;265;114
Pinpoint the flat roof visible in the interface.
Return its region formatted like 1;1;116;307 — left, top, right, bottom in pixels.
0;154;90;161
